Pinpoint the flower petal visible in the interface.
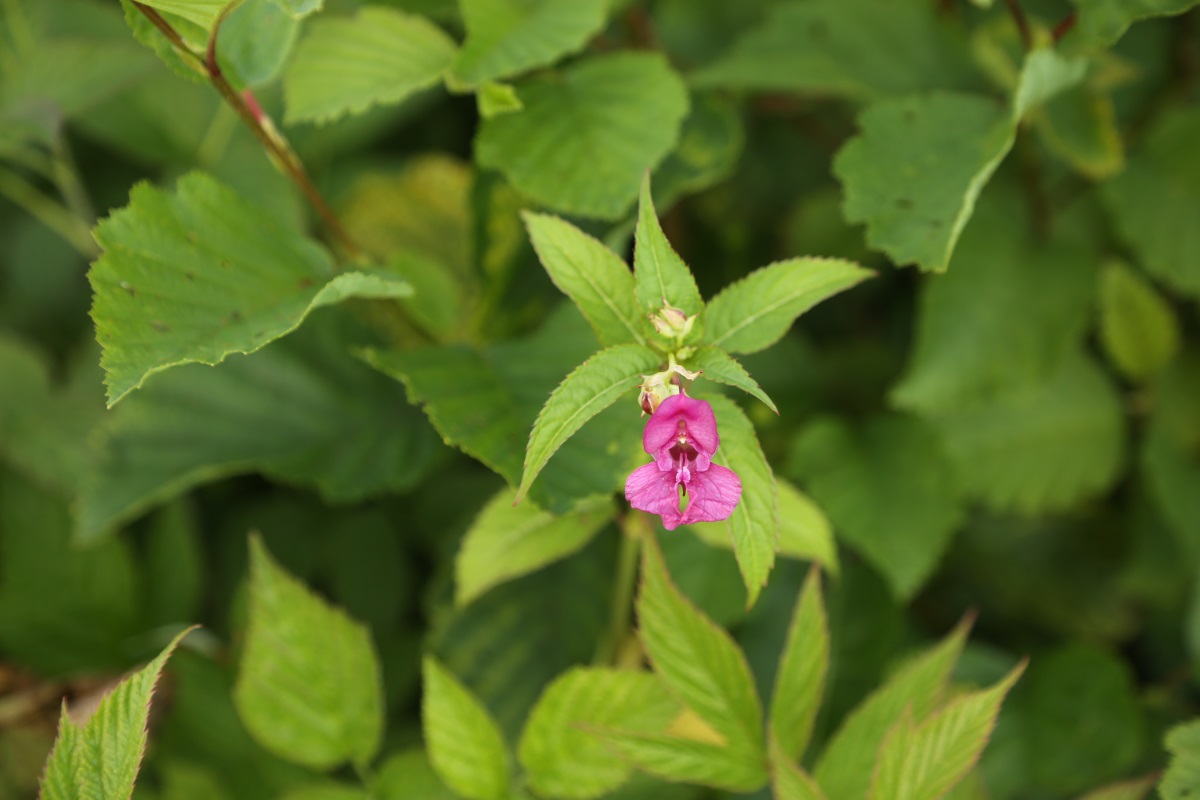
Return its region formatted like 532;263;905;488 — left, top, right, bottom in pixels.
643;393;720;459
680;463;741;525
625;461;681;519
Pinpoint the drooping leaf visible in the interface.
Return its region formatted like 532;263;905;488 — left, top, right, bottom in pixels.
597;731;768;792
234;536;384;770
516;343;661;503
283;7;456;124
700;257;871;354
90;171;411;406
1098;260;1180;382
422;657;511;800
450;0;609;87
39;629;194;800
633;173;704;316
476;52;690;220
1160;720;1200;800
523;211;648;347
771;736;828;800
770;569;828;762
518;668;680;799
456;489;614;606
685;347;777;413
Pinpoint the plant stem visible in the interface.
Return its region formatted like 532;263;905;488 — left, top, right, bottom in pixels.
595;510;645;666
1052;11;1077;42
0;166;98;257
1003;0;1033;50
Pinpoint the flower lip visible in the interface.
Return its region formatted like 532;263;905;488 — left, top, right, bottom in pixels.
642;393;719;459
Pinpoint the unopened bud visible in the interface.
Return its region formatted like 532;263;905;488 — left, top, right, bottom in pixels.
638;371;679;415
649;301;695;340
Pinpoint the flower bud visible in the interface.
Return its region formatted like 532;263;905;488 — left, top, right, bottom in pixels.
649;301;695;340
638;370;679;414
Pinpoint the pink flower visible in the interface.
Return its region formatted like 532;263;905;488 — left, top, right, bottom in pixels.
624;393;742;530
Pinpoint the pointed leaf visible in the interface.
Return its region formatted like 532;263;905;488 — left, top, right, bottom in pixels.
515;343;661;503
234;536;384;770
771;736;828;800
637;534;765;759
686;347;777;413
770;570;829;762
523;211;647;346
518;667;680;800
633;174;704;316
598;731;768;792
90;172;411;406
702;258;872;354
1098;260;1180;382
283;7;456;124
456;489;614;606
476;52;689;220
39;628;194;800
422;657;511;800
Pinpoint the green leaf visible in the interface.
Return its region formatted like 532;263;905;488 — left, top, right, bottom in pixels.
279;786;369;800
518;668;680;799
283;7;456;124
692;0;982;99
1160;720;1200;800
648;93;746;211
788;414;964;600
132;0;224;29
372;750;458;800
1037;87;1124;180
90;172;411;406
234;535;384;770
770;569;828;762
39;628;194;800
523;211;647;347
1098;260;1180;382
456;489;614;606
814;621;969;800
932;355;1125;514
422;657;511;800
451;0;608;86
516;343;661;503
476;52;690;220
633;173;704;316
771;736;828;800
120;0;205;83
1102;106;1200;298
686;347;776;413
1064;0;1200;49
637;535;766;762
706;394;779;607
597;731;768;792
870;665;1024;800
218;0;300;88
268;0;322;19
701;258;872;354
477;81;523;118
1143;354;1200;548
1078;775;1157;800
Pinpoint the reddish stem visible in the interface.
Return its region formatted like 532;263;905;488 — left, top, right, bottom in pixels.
1052;11;1078;42
1003;0;1033;50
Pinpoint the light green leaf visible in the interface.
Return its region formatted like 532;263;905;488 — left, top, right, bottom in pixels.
814;621;969;800
372;750;458;800
1102;106;1200;298
706;394;779;607
788;415;964;600
597;731;768;792
869;664;1024;800
283;7;456;124
523;211;647;346
279;786;369;800
637;535;765;760
1098;260;1179;382
1160;720;1200;800
39;629;194;800
234;536;384;770
516;343;661;503
686;347;777;413
456;489;614;606
90;172;411;406
519;668;680;800
702;258;871;354
422;657;511;800
218;0;300;88
770;570;828;762
477;81;523;118
634;173;704;316
771;736;828;800
476;52;690;220
120;0;206;83
451;0;608;86
132;0;224;29
933;355;1125;514
1012;49;1089;120
268;0;322;19
1065;0;1200;49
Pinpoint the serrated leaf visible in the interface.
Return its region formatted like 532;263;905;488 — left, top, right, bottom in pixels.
90;172;411;406
456;489;614;606
518;668;680;800
234;536;384;770
869;664;1024;800
132;0;224;29
476;52;690;220
685;347;776;413
1102;106;1200;298
422;657;511;800
788;414;964;600
1098;260;1179;382
637;535;766;761
770;570;828;762
1065;0;1200;49
706;394;779;607
38;628;194;800
933;354;1125;514
633;174;704;316
598;731;768;792
701;258;872;354
771;736;828;800
283;7;456;124
1160;720;1200;800
516;343;661;503
120;0;206;83
451;0;608;87
523;211;647;347
814;621;969;800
